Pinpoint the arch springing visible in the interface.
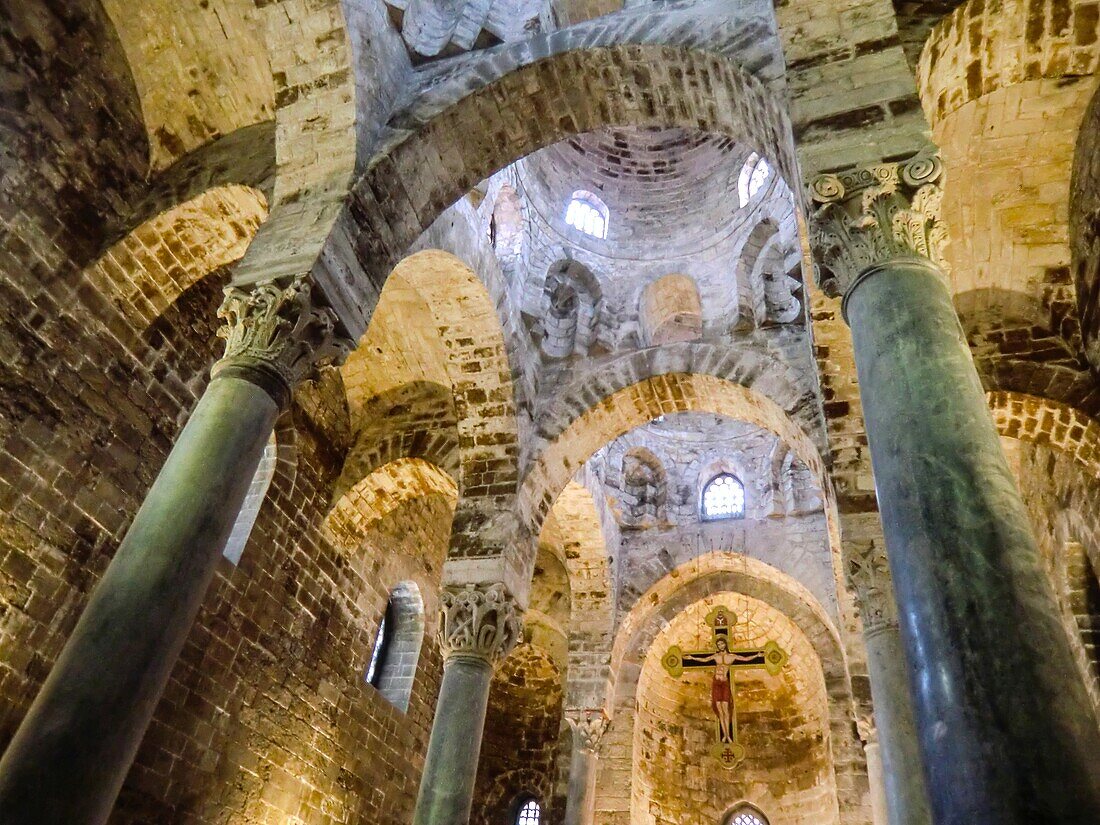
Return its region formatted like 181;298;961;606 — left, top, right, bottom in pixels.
702;473;745;521
738;153;771;207
565;190;609;239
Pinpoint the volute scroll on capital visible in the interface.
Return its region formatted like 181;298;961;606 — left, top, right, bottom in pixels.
808;154;949;302
564;708;610;753
211;274;354;409
438;583;522;666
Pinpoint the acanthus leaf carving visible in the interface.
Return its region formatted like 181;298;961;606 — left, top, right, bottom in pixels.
439;583;522;665
846;540;899;637
212;274;353;407
565;708;610;753
809;154;949;299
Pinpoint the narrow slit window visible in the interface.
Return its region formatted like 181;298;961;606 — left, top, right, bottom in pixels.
702;473;746;521
564;190;609;239
366;600;394;687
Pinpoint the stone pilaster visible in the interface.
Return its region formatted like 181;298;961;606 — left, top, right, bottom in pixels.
438;582;522;666
212;275;353;408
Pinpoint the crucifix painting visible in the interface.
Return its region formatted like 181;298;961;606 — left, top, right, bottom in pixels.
661;605;788;768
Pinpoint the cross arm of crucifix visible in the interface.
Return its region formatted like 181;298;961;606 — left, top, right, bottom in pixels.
661;640;788;678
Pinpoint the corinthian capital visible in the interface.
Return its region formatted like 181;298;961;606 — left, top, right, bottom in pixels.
439;583;522;666
846;541;899;638
809;154;948;299
565;708;610;753
211;275;353;408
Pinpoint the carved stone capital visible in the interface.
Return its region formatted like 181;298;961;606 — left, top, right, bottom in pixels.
565;708;610;754
856;715;878;748
211;275;353;409
809;154;949;300
846;541;899;638
438;583;522;666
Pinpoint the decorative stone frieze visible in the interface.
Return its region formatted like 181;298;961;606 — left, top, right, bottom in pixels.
212;275;353;408
438;583;522;665
846;542;899;638
809;154;948;300
564;708;610;754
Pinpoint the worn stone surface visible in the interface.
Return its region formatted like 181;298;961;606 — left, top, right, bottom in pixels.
0;1;1098;824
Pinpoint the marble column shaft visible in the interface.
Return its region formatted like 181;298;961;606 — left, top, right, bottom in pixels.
848;541;931;825
0;276;349;824
562;709;608;825
813;157;1100;824
414;583;521;825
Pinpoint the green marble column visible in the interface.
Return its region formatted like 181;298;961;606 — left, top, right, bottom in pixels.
0;277;350;824
562;709;608;825
813;157;1100;824
414;583;520;825
848;539;931;825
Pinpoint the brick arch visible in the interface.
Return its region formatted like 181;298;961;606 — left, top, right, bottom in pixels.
380;250;518;495
324;457;458;553
918;0;1100;127
333;381;460;507
337;43;799;335
601;552;854;825
82;184;269;336
520;371;823;537
987;390;1100;477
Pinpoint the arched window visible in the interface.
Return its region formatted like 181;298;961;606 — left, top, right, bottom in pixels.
222;434;278;564
702;473;746;521
515;797;541;825
737;153;771;207
726;806;769;825
365;582;425;712
564;190;609;239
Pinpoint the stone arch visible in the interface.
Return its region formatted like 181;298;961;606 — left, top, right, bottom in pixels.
640;274;703;346
521;369;824;534
324;457;459;553
987;391;1100;480
918;0;1100;128
98;0;275;171
735;216;801;328
528;544;573;669
599;553;853;825
333;381;460;508
533;259;604;361
620;446;668;529
339;43;799;337
82;184;269;334
343;249;520;501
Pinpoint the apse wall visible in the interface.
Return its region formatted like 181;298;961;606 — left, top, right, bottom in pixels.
620;594;838;825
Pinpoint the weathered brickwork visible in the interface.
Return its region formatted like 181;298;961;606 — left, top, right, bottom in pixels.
3;0;1100;823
